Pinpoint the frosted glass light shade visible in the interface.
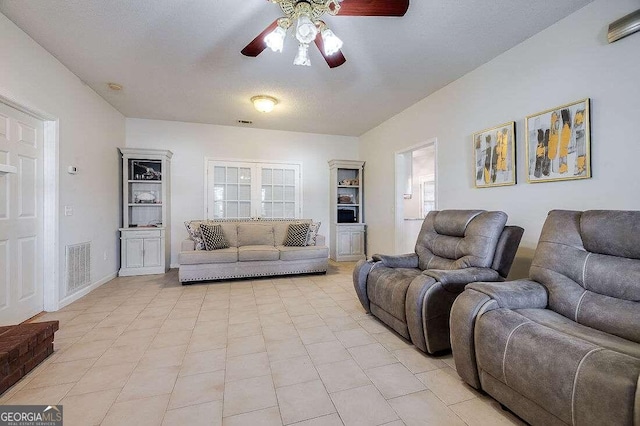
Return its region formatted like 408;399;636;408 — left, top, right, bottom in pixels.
265;26;286;53
251;96;278;113
295;15;318;44
293;43;311;67
321;28;343;56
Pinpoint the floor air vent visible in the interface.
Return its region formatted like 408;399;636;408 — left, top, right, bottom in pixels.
65;242;91;293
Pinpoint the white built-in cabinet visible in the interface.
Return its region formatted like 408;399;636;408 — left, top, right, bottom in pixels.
329;160;366;262
118;148;172;276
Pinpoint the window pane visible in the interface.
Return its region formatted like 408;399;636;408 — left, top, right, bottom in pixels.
284;169;295;185
284;202;295;218
213;185;225;201
273;186;284;201
239;202;251;218
213;201;224;219
239;168;251;183
262;202;272;218
239;184;251;201
273;203;284;218
284;186;295;201
273;169;283;185
226;202;238;218
227;184;238;200
214;166;226;182
227;168;238;183
262;186;272;201
262;168;272;184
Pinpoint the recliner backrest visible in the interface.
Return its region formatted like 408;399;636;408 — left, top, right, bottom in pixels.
415;210;508;271
530;210;640;343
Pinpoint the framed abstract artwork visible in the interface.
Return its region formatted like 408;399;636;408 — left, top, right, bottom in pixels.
525;98;591;183
473;122;516;188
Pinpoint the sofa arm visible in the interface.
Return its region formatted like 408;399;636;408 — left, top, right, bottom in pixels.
466;279;548;310
315;234;326;247
353;259;377;313
423;267;502;293
371;253;418;269
450;280;548;389
181;238;195;251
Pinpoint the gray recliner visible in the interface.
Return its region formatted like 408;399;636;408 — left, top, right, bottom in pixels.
353;210;523;354
451;210;640;426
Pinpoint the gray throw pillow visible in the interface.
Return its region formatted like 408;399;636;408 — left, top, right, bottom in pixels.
284;223;310;247
305;222;321;246
201;224;229;250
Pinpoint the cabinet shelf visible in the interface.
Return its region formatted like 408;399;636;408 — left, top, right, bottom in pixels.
337;204;359;207
128;203;162;207
337;185;359;188
128;180;162;183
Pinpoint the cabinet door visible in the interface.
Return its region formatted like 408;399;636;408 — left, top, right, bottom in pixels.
143;238;162;267
350;232;364;255
337;232;352;256
125;239;144;268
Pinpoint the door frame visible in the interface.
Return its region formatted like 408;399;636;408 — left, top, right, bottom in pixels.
0;92;60;313
394;138;438;254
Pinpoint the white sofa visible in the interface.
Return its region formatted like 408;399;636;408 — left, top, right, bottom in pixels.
179;219;328;283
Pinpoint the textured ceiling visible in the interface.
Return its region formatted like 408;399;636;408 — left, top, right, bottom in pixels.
0;0;593;136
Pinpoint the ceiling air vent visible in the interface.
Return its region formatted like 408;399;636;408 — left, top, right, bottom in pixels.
608;9;640;43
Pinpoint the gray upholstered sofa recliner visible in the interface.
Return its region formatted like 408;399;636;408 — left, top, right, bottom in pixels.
451;210;640;426
353;210;523;354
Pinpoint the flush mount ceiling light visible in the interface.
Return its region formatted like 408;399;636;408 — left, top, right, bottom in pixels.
242;0;409;69
251;96;279;113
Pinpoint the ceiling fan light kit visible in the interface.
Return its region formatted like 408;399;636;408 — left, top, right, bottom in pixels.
242;0;409;69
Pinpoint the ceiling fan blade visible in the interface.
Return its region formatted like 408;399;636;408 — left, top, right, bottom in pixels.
314;35;347;68
241;20;279;57
336;0;409;17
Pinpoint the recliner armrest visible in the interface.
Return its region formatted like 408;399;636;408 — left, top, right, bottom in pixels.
423;268;502;289
466;279;548;310
371;253;419;268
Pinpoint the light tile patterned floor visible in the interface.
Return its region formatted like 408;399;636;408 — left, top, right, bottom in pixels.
0;262;525;426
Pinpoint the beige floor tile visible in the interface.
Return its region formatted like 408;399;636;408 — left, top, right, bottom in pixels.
316;359;371;393
263;323;299;341
169;370;225;409
286;303;316;317
266;338;308;361
393;348;446;374
54;339;114;363
450;396;526;426
226;351;271;382
388;390;465;426
358;318;391;334
291;413;343;426
6;383;74;405
291;314;325;329
348;343;397;370
77;325;127;343
180;348;226;376
366;363;426;399
306;340;351;366
416;367;480;405
159;317;197;333
150;330;193;349
324;316;361;332
113;329;157;347
67;361;135;396
60;388;120;426
137;344;187;370
95;342;149;367
118;366;179;401
260;312;293;327
223;375;278;417
163;400;223;426
24;358;95;389
271;356;319;388
298;325;336;345
223;406;283;426
228;321;263;338
168;307;199;320
330;384;399;426
102;394;170;426
187;333;228;353
198;309;229;322
372;331;413;352
334;328;376;348
276;380;336;424
227;334;266;357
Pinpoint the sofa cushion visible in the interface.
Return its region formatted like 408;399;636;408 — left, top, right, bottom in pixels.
238;245;280;261
367;266;422;322
238;224;275;247
277;245;329;261
201;224;229;250
180;248;238;265
283;223;310;247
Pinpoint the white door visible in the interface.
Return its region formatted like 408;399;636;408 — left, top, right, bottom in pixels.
0;103;44;325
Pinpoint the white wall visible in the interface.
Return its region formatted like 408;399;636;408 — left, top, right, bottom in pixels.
0;12;125;306
359;0;640;278
126;118;359;266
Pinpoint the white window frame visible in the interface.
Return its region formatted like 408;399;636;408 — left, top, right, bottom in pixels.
204;158;303;220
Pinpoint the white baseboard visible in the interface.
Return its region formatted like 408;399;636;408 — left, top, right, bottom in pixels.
170;262;180;269
57;271;117;310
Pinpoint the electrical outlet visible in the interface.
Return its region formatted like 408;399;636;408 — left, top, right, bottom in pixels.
64;205;73;216
103;252;108;261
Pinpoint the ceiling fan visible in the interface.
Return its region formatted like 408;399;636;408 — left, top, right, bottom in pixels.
241;0;410;68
